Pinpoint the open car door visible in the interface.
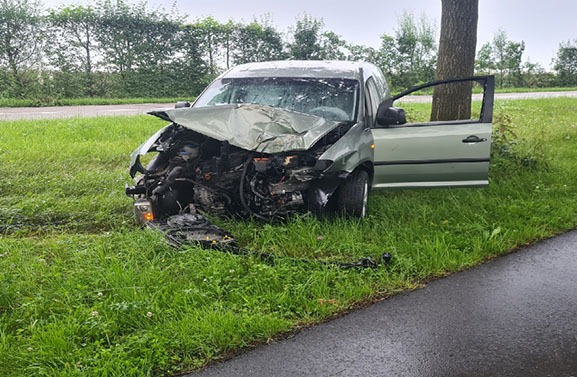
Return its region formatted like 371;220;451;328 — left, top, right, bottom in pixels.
371;76;494;189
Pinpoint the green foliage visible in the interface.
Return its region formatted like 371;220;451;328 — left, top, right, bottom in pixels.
520;61;558;88
553;40;577;86
490;110;543;170
288;15;326;60
1;0;576;101
94;0;184;97
288;15;380;63
186;16;230;74
2;98;577;375
0;0;44;98
475;29;526;88
345;44;380;64
377;12;437;91
232;19;286;64
46;5;98;96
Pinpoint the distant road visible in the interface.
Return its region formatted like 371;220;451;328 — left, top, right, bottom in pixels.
0;103;172;121
1;91;577;121
398;90;577;103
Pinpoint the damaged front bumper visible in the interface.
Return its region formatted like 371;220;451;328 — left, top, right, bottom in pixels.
126;104;363;221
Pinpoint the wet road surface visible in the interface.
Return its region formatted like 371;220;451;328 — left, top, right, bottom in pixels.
190;230;577;377
1;91;577;121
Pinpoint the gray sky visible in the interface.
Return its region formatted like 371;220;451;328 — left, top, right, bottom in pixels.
44;0;575;69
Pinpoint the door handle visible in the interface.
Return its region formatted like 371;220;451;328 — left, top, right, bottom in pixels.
462;135;487;143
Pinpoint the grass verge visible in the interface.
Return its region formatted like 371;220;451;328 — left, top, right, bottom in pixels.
1;98;577;376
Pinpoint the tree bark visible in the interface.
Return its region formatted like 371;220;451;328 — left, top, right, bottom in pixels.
84;25;95;97
431;0;478;121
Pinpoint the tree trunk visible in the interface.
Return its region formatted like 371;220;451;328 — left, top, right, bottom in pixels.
431;0;478;121
225;30;230;69
208;33;215;75
7;48;25;98
85;27;94;97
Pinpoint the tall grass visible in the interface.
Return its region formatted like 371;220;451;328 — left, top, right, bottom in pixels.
1;98;577;376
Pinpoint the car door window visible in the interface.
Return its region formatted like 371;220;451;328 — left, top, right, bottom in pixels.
383;77;494;127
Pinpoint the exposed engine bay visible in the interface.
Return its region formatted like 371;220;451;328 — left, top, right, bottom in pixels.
125;114;354;222
123;97;389;268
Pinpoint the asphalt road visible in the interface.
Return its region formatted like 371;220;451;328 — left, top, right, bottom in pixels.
0;103;172;121
190;230;577;377
1;91;577;121
398;90;577;103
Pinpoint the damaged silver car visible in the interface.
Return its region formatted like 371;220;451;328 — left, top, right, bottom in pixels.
126;61;495;224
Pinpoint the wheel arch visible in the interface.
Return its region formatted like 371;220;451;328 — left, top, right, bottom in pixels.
357;160;374;188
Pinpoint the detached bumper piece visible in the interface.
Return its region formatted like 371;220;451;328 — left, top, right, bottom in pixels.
147;213;392;269
145;213;236;248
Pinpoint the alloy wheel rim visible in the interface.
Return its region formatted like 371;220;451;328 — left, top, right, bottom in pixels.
361;179;368;218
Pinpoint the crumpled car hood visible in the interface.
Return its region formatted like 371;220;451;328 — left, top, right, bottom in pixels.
148;103;340;154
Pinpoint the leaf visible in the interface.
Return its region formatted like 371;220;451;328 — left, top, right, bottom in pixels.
489;227;501;240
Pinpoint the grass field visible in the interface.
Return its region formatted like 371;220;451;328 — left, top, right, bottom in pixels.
1;98;577;376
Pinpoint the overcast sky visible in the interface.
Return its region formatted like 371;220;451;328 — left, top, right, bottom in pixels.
43;0;575;69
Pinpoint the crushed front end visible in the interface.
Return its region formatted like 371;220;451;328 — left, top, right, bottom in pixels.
126;104;355;223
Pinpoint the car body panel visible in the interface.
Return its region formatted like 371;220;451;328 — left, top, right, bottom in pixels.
147;103;341;154
129;124;172;177
318;120;374;173
371;122;491;188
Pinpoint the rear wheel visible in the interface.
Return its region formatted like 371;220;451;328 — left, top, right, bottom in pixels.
336;169;369;218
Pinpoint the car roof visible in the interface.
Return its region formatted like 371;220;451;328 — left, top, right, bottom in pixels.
222;60;377;81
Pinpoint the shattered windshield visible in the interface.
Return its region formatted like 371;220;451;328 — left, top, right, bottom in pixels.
193;77;359;122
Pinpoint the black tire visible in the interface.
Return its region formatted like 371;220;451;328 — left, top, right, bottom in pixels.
336;169;370;218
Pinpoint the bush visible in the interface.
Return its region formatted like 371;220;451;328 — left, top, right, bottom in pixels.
491;112;544;171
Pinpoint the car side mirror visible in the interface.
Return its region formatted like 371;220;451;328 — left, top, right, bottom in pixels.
175;101;191;109
376;103;406;127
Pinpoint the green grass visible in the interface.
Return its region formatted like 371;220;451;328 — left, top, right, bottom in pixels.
0;97;195;108
2;98;577;376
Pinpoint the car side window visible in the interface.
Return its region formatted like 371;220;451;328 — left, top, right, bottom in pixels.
365;77;380;126
374;77;495;128
395;80;487;125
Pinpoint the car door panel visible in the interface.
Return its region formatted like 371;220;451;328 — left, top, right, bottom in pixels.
372;122;491;187
371;76;494;189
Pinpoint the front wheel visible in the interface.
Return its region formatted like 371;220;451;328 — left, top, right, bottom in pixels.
336;169;370;218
